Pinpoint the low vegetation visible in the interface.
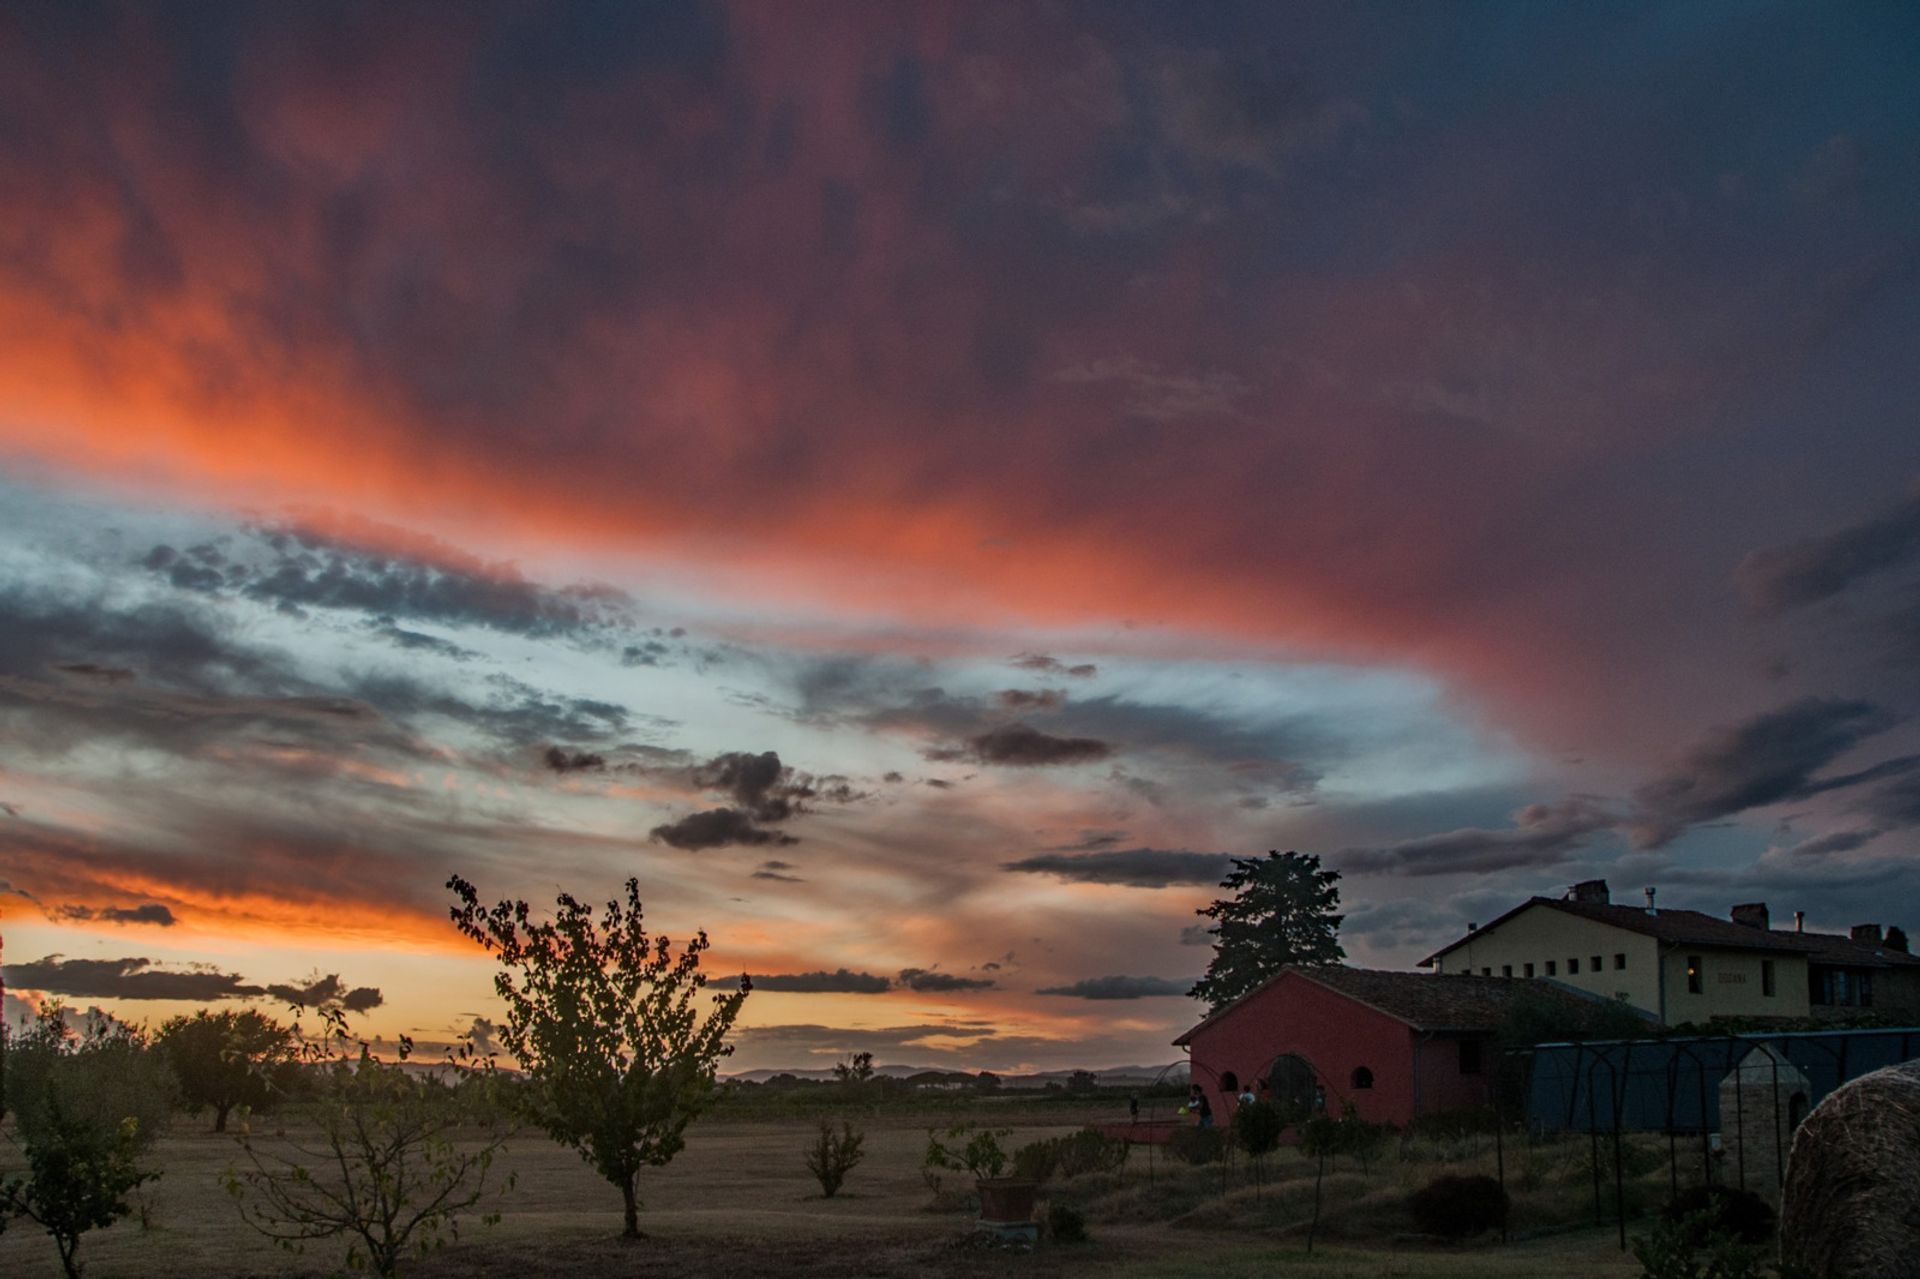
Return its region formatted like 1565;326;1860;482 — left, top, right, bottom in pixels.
803;1120;866;1198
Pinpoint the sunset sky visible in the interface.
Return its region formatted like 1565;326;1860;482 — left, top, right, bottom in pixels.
3;2;1919;1072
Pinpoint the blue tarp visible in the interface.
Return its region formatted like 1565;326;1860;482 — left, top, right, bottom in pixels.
1524;1028;1920;1133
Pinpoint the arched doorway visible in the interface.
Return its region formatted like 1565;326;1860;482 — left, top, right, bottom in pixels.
1263;1052;1318;1118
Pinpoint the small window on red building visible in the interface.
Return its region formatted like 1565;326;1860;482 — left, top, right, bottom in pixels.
1220;1070;1239;1094
1458;1038;1483;1075
1350;1066;1374;1090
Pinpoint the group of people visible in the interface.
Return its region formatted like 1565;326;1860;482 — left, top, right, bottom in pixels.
1179;1079;1263;1129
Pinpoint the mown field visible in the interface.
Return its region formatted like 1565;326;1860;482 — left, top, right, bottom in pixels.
0;1102;1651;1278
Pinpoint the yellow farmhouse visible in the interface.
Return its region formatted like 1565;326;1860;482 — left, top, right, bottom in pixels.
1421;880;1920;1026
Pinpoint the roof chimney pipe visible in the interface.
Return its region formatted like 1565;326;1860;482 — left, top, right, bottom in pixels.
1794;910;1805;933
1644;886;1658;916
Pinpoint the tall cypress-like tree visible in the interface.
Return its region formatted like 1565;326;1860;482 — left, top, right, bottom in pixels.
1189;851;1344;1012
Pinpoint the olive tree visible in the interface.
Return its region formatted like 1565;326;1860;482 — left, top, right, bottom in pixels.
448;875;749;1238
155;1008;291;1133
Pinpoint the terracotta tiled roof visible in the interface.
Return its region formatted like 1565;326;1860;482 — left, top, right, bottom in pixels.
1172;964;1613;1044
1782;931;1920;971
1421;897;1810;966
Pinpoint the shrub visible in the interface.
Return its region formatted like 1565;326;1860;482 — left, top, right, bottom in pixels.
1169;1125;1225;1166
1012;1137;1059;1185
1013;1128;1130;1185
1407;1173;1509;1239
925;1124;1011;1179
1055;1128;1130;1178
1047;1201;1089;1242
1633;1208;1773;1279
1661;1185;1776;1247
1233;1099;1285;1160
804;1120;866;1197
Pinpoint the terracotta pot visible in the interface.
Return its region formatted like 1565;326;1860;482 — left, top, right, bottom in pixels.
975;1177;1038;1223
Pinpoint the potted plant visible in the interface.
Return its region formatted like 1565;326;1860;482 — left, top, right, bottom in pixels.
924;1124;1036;1226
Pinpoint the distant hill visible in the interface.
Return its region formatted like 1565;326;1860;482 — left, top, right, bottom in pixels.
725;1062;1187;1088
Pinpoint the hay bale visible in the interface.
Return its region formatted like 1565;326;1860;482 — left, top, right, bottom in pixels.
1780;1059;1920;1279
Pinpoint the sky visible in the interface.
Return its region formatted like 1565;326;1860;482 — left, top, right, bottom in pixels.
2;1;1919;1073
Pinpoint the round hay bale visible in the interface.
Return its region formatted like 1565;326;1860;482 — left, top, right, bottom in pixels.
1780;1058;1920;1279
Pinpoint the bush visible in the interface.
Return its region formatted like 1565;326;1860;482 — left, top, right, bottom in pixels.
1407;1173;1509;1239
1633;1208;1773;1279
1047;1201;1089;1242
1233;1099;1285;1160
804;1120;866;1197
1013;1128;1131;1185
1055;1128;1130;1178
1013;1138;1059;1185
1168;1125;1225;1166
924;1124;1011;1179
1661;1185;1776;1247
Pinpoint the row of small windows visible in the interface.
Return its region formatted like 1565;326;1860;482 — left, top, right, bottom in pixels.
1480;953;1627;979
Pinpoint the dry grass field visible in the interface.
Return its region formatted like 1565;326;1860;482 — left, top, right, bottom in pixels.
0;1105;1649;1278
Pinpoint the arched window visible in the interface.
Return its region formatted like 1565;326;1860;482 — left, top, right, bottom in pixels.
1220;1070;1240;1094
1350;1066;1374;1090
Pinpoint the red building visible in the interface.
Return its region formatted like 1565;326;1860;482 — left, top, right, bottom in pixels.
1172;965;1595;1128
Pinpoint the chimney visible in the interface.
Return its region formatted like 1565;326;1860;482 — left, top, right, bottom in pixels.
1851;923;1883;946
1644;887;1658;916
1569;879;1610;904
1794;910;1804;933
1730;902;1770;931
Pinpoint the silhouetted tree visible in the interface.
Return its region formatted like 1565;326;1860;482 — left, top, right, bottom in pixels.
448;875;748;1238
1189;851;1344;1012
155;1009;290;1133
832;1051;875;1085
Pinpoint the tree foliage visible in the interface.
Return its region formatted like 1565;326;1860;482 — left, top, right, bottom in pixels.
1496;985;1652;1048
1;1007;171;1279
1189;851;1344;1012
155;1008;291;1133
447;874;749;1238
831;1051;875;1086
225;1007;513;1278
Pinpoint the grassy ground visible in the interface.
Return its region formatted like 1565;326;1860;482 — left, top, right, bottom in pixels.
0;1105;1653;1278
